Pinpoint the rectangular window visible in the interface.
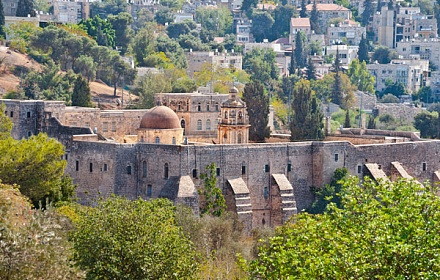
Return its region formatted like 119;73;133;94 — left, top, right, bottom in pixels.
65;154;68;160
104;163;108;172
287;163;292;172
334;154;339;162
264;186;269;199
10;111;13;117
265;164;270;172
216;167;220;177
357;165;362;174
423;162;427;171
192;169;198;178
147;185;152;197
76;160;79;171
127;165;132;175
111;122;116;132
242;166;246;175
27;112;31;118
102;122;108;132
89;162;93;173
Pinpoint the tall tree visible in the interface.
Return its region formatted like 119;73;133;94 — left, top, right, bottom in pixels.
72;75;92;107
243;48;278;84
199;163;226;217
344;109;351;128
290;79;324;141
272;6;296;39
361;0;374;26
16;0;36;17
331;49;343;106
310;1;321;34
358;34;369;64
108;12;134;55
347;58;375;93
372;45;398;64
72;197;199;279
243;81;270;142
250;11;274;42
300;0;307;17
306;57;317;80
294;31;306;69
0;0;5;38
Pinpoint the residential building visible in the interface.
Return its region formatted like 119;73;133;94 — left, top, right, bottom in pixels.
53;0;90;24
327;19;366;46
289;17;311;44
367;58;430;93
185;50;243;78
304;3;351;32
396;38;440;65
325;44;359;65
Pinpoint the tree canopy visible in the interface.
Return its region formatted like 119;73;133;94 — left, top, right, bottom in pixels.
246;176;440;279
243;81;270;142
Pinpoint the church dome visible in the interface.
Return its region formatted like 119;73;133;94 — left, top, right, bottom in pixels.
139;106;181;129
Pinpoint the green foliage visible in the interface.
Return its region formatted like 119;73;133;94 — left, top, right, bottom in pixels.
367;114;376;129
414;110;439;138
74;55;96;82
380;93;400;103
5;22;41;53
167;20;196;39
373;45;398;64
271;5;296;40
380;80;406;98
347;58;375;93
243;48;278;84
310;1;321;34
79;15;116;48
307;167;348;214
72;75;92;107
243;81;271;142
155;8;173;25
251;11;274;42
0;0;4;38
294;31;306;69
72;197;198;279
108;12;134;55
358;34;369;63
90;0;127;19
156;34;188;69
361;0;374;26
413;86;433;103
196;6;232;37
246;177;440;279
16;0;36;17
344;109;351;128
0;103;13;140
199;163;226;217
130;71;172;108
130;25;156;67
290;79;324;141
0;132;72;207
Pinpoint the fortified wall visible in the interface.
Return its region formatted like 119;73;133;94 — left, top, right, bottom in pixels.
3;99;440;230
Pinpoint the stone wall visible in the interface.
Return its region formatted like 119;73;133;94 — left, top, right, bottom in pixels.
374;103;424;125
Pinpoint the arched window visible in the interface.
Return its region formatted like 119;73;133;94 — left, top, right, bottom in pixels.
237;133;242;144
206;119;211;130
238;111;243;119
181;119;186;135
197;102;201;111
172;137;176;144
164;163;169;179
197;119;202;130
142;161;147;177
155;136;160;144
207;103;210;111
225;111;228;119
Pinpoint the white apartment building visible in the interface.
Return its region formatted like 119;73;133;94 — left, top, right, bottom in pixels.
53;0;90;24
304;3;351;32
185;50;243;78
327;19;366;46
396;38;440;65
325;44;359;65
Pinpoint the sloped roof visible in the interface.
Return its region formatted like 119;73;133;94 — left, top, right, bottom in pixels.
227;178;250;195
305;3;350;11
291;17;311;27
272;174;293;191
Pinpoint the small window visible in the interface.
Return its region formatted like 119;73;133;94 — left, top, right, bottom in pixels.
265;164;270;172
287;163;292;172
164;163;169;179
103;122;108;132
155;137;160;144
104;163;108;172
334;154;339;162
10;111;13;117
76;160;79;171
242;165;246;175
192;169;198;178
206;119;211;131
89;162;93;173
197;103;201;111
142;161;147;177
172;137;176;145
207;104;210;111
127;165;132;175
65;154;68;160
27;131;32;137
111;122;116;132
357;165;362;174
27;111;31;118
216;167;220;177
264;186;269;199
197;119;202;131
422;162;427;171
147;185;152;197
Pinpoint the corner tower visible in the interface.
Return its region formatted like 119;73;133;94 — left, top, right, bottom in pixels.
218;87;250;144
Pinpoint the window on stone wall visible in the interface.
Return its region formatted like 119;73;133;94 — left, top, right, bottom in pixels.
89;163;93;173
103;122;108;132
197;103;201;111
206;119;211;130
111;122;116;132
242;165;246;175
357;165;362;174
192;169;198;178
216;167;220;176
27;131;32;137
172;137;176;144
287;163;292;172
10;111;13;117
104;163;108;172
265;164;270;172
238;133;242;144
155;137;160;144
207;103;210;111
264;186;269;199
334;154;339;162
197;119;202;130
127;165;132;175
76;160;79;171
147;185;152;197
215;103;219;111
423;162;427;171
27;112;31;118
143;161;147;177
164;163;169;179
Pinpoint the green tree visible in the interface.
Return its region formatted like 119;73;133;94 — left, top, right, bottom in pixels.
347;58;375;93
250;11;274;42
241;0;258;17
310;1;321;34
243;81;270;142
294;31;306;69
71;75;92;107
166;20;196;39
16;0;36;17
243;48;278;84
290;79;324;141
381;80;406;98
130;26;157;66
199;163;226;217
72;197;198;279
131;71;172;108
246;177;440;278
380;93;400;103
90;0;127;19
414;111;438;138
344;109;351;128
196;6;232;37
358;34;369;63
0;133;69;207
414;86;433;103
361;0;373;26
155;8;174;25
108;12;134;55
306;57;317;80
367;115;376;129
74;55;96;82
331;49;344;106
373;45;398;64
300;0;307;18
271;6;296;39
156;34;188;69
0;104;12;140
0;0;5;38
79;15;116;48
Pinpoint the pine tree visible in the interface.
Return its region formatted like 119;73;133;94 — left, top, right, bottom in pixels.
72;76;92;107
361;0;373;26
376;0;383;12
331;48;343;106
358;34;369;64
306;57;317;80
16;0;36;17
0;0;5;38
242;80;270;142
300;0;307;18
290;79;324;141
344;109;351;128
310;1;320;34
295;31;305;69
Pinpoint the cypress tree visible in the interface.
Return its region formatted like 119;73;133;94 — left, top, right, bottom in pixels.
242;80;270;142
294;31;305;69
300;0;307;18
358;34;369;64
16;0;36;17
361;0;373;26
290;79;324;141
0;0;5;38
310;1;320;34
72;76;92;107
306;57;317;80
344;109;351;128
331;48;343;106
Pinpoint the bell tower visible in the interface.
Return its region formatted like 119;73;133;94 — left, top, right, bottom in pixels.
218;87;250;144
